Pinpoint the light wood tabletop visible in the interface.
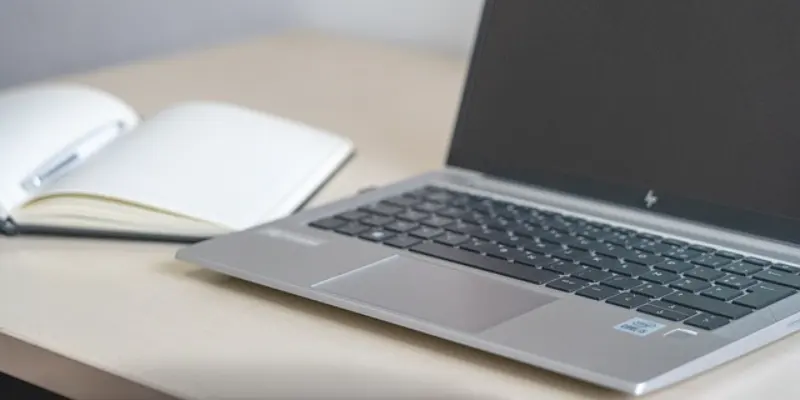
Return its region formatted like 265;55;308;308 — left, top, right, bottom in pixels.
2;30;800;400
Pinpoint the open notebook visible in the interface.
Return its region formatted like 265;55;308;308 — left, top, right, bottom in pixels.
0;83;354;242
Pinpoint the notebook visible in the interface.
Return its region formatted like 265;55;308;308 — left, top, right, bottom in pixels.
0;83;354;242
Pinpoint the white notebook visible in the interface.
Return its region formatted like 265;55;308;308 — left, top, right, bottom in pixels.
0;83;354;241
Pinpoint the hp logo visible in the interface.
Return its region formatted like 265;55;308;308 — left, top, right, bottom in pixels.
644;190;659;208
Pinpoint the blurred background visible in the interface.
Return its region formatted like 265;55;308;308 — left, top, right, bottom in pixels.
0;0;485;89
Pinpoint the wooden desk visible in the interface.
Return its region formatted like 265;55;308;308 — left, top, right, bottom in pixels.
2;31;800;400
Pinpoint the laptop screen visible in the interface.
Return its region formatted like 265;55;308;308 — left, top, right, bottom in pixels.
447;1;800;245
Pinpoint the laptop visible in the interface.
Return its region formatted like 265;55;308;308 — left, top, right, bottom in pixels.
176;0;800;395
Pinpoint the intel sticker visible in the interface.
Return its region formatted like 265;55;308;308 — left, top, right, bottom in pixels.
614;318;666;337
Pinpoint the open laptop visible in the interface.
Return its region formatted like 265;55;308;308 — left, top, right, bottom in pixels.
176;0;800;395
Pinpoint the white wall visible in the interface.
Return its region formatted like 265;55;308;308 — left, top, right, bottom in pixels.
0;0;292;89
0;0;484;89
293;0;484;55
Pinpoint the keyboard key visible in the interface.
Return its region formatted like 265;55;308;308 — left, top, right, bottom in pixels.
607;293;651;309
772;264;800;274
754;269;800;290
716;250;744;260
601;231;638;247
485;217;515;231
384;235;421;249
396;209;429;222
573;225;609;241
670;277;711;293
551;248;587;263
749;282;797;295
638;305;691;321
569;252;623;270
692;254;733;268
446;220;483;236
385;220;419;233
573;268;614;283
335;221;370;236
521;240;563;255
649;300;698;317
590;243;663;265
471;242;508;259
460;237;491;253
688;244;715;253
663;292;752;320
436;207;466;218
638;232;662;241
360;229;395;242
362;214;395;227
434;231;469;247
414;202;445;213
654;260;695;274
576;285;620;300
663;247;702;261
606;262;649;277
721;261;763;276
684;266;725;282
484;245;525;261
662;238;689;247
410;226;444;239
700;286;743;302
310;217;346;230
360;202;404;216
636;306;686;322
471;227;514;243
410;243;559;285
602;276;644;290
504;251;556;268
632;284;674;298
547;277;591;292
421;215;454;228
337;210;370;221
634;241;679;255
640;270;680;284
531;228;569;245
543;261;585;275
460;211;490;225
557;235;595;250
494;234;535;250
733;284;795;309
448;194;472;207
685;313;730;330
716;274;757;290
743;257;770;266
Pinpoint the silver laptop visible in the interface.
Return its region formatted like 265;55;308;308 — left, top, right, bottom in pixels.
176;1;800;395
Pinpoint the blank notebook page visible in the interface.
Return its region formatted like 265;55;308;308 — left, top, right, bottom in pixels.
37;102;352;230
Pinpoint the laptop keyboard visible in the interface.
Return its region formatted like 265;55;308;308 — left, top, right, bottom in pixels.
308;185;800;331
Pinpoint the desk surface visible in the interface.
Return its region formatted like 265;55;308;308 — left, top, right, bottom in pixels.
2;31;800;400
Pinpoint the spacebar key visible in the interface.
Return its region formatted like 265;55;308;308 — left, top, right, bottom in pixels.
411;242;559;284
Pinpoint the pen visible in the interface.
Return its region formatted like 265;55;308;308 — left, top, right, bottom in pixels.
21;120;127;192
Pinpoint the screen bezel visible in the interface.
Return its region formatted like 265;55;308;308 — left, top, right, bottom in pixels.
446;0;800;246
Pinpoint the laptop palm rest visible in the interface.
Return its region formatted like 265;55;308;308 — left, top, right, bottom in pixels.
313;255;558;332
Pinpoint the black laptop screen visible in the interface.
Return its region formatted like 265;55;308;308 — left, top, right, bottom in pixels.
448;0;800;244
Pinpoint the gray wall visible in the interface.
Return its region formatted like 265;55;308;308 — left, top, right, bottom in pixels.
293;0;483;55
0;0;291;89
0;0;483;89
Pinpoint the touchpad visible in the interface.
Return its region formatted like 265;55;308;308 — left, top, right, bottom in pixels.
313;255;557;332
